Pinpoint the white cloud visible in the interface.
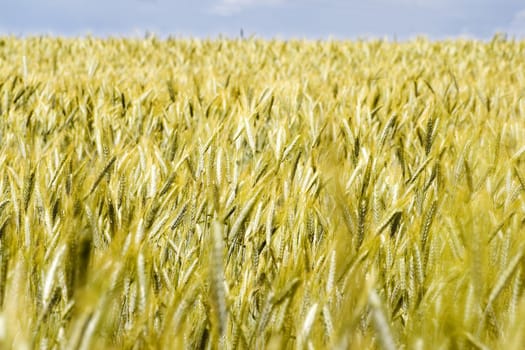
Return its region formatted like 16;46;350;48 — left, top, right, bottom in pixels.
373;0;462;11
503;9;525;36
210;0;285;16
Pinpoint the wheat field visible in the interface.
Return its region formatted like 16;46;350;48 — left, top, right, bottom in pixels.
0;35;524;349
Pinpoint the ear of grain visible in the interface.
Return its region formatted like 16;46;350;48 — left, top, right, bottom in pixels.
22;169;35;212
486;245;525;313
210;220;227;338
83;156;116;200
369;289;396;350
299;303;318;346
227;189;261;244
170;201;188;231
420;200;437;251
357;198;368;248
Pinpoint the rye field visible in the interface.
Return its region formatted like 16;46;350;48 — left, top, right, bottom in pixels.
0;36;524;349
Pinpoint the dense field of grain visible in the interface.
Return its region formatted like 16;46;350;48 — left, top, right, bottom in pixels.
0;36;524;349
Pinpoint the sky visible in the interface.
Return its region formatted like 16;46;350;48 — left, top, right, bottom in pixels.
1;0;524;40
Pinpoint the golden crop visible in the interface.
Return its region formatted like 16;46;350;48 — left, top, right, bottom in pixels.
0;35;524;349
